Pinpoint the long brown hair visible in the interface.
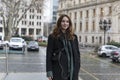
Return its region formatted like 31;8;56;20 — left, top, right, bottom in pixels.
52;14;74;40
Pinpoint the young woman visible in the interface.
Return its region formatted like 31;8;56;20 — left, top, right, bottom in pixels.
46;14;80;80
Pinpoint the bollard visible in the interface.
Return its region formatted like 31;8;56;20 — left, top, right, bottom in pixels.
5;44;8;75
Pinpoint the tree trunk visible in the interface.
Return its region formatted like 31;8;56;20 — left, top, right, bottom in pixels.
4;27;12;41
4;21;12;41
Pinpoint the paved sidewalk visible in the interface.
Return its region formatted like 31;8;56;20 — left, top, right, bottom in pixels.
0;73;6;80
0;73;83;80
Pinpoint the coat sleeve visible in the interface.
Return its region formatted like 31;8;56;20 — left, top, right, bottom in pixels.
75;35;81;67
46;34;54;77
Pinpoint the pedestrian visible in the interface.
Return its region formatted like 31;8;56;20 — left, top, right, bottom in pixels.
46;14;80;80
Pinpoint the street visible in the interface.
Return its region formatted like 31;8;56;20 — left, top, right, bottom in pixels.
0;47;46;72
0;47;120;80
80;47;120;80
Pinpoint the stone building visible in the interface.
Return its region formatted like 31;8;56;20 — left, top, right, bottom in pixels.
18;7;44;40
58;0;120;46
0;6;44;40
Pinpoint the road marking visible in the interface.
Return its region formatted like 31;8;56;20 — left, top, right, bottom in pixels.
81;67;99;80
0;57;6;59
84;54;120;69
81;54;120;80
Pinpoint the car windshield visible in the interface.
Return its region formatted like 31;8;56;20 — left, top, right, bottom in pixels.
29;41;38;45
11;39;22;42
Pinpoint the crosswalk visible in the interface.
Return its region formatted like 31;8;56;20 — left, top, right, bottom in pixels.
0;73;83;80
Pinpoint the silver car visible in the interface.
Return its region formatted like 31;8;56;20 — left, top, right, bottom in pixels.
97;45;118;57
27;41;39;51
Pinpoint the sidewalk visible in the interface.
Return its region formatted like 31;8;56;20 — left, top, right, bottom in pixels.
0;73;6;80
0;72;83;80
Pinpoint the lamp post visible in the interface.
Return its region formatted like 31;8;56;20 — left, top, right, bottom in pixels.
99;19;111;45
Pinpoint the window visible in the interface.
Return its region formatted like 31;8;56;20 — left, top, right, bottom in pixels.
85;36;87;43
109;6;112;15
37;16;41;19
30;15;31;19
0;27;2;32
99;36;102;43
32;22;34;25
0;20;3;24
29;29;34;35
36;29;41;35
23;15;26;19
21;28;26;35
92;36;94;43
69;13;71;18
74;23;76;31
86;10;89;18
100;8;104;17
29;9;32;12
85;22;88;31
30;9;34;13
22;21;27;25
79;36;81;42
79;0;81;3
37;22;41;26
37;9;41;13
74;12;77;19
80;22;82;31
32;15;34;19
107;36;110;43
92;21;95;31
80;11;82;18
93;9;96;17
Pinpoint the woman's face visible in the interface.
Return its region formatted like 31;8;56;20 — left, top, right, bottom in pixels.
61;16;69;31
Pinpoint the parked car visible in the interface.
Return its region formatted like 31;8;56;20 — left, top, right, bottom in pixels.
97;45;118;57
37;36;48;42
9;37;26;50
0;40;4;49
0;40;10;49
27;41;39;51
110;50;120;62
3;40;9;46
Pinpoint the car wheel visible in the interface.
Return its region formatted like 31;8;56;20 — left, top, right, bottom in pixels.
112;59;116;62
37;49;39;52
102;53;106;57
27;49;30;51
9;47;12;50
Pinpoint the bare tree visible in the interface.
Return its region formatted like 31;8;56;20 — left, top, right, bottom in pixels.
0;0;45;40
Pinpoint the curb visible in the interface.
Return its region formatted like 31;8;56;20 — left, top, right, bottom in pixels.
1;72;83;80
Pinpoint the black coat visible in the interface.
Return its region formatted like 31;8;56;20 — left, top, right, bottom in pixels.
46;34;80;80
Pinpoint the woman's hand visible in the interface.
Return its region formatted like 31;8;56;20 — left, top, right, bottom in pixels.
48;77;52;80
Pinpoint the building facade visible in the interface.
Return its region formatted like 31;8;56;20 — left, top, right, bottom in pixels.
58;0;120;46
18;7;44;40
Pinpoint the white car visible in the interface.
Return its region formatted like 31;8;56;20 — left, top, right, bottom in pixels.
0;40;4;49
97;45;118;57
9;37;26;50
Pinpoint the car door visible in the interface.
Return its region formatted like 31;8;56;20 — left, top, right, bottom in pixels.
108;46;118;56
105;47;111;55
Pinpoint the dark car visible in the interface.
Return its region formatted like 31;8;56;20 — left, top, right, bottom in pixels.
27;41;39;51
110;50;120;62
0;40;4;49
0;44;4;49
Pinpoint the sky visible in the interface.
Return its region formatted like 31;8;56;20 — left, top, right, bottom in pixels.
43;0;58;22
43;0;52;22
